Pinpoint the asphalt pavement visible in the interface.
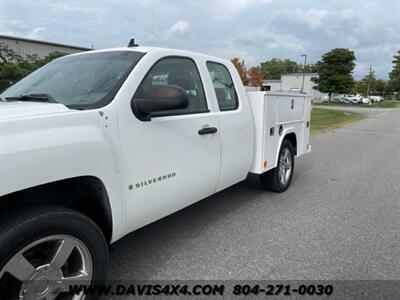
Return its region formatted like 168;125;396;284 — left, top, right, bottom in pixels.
108;107;400;281
313;104;398;116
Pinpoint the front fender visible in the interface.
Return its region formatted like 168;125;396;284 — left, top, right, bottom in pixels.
0;108;125;241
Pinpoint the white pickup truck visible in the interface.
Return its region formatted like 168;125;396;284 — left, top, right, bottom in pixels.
0;46;311;298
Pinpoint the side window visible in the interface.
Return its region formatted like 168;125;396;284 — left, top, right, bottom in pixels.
206;62;239;111
134;57;208;116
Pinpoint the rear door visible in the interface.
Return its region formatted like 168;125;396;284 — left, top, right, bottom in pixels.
117;55;221;232
205;61;254;191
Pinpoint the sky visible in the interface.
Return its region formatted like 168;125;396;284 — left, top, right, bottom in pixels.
0;0;399;79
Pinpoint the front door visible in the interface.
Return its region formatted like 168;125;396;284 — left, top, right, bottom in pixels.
117;56;221;232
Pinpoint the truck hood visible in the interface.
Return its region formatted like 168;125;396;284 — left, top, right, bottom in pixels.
0;101;71;121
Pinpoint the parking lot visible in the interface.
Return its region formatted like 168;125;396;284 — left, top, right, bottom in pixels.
108;107;400;280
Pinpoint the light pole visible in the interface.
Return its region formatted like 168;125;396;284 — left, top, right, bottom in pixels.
367;64;373;97
301;54;307;92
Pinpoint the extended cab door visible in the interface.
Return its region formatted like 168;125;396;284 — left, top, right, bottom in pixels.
116;54;221;232
205;61;254;191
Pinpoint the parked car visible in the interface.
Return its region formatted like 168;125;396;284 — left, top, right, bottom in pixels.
340;97;352;104
369;96;383;102
346;97;358;104
361;97;371;104
331;95;347;103
350;94;363;104
0;46;312;297
337;95;354;104
321;95;330;102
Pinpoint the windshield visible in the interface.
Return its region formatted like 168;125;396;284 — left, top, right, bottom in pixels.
0;51;144;109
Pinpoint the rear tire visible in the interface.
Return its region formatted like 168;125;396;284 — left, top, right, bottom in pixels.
0;206;109;300
260;139;294;193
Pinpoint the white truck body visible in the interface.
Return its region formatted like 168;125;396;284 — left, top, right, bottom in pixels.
248;91;312;174
0;47;311;243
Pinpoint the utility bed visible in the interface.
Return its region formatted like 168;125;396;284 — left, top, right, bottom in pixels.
247;91;312;174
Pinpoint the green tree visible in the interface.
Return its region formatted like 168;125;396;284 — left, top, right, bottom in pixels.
17;51;66;77
0;43;23;89
0;44;67;91
312;48;356;101
40;51;66;65
363;70;376;96
0;63;23;82
302;63;319;74
384;82;395;99
259;58;318;80
0;43;22;64
351;71;387;97
351;80;365;95
260;58;300;80
388;50;400;96
374;79;386;96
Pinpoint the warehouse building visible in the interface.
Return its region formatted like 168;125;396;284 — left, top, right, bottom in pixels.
0;34;92;59
263;73;324;99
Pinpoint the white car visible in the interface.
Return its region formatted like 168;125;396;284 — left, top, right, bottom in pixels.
369;96;383;102
338;95;355;104
0;46;311;297
321;95;330;102
361;97;371;104
350;94;364;104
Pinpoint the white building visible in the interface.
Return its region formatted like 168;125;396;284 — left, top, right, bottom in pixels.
0;34;92;59
263;73;324;99
262;79;282;92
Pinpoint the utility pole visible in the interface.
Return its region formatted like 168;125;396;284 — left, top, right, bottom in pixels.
301;54;307;92
367;64;373;97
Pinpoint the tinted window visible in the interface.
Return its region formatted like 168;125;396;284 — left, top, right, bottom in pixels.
1;51;144;109
206;62;238;111
134;57;208;116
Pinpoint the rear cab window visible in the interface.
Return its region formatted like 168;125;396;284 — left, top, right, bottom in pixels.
206;62;239;111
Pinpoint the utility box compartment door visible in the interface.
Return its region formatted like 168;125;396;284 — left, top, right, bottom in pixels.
277;95;305;124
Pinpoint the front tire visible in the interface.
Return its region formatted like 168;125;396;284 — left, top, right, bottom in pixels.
260;139;295;193
0;206;109;300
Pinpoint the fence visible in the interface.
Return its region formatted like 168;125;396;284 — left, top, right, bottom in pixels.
0;80;14;93
0;80;13;93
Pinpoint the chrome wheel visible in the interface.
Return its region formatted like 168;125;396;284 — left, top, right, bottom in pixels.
0;234;92;300
279;147;292;186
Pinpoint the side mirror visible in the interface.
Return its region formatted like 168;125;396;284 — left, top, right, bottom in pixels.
131;85;189;121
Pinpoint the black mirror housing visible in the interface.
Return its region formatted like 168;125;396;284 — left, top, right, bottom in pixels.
131;85;189;121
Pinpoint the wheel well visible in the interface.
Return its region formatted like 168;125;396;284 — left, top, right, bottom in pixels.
0;176;113;243
284;133;297;155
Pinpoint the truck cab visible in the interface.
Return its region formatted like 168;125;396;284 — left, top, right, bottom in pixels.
116;48;255;234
